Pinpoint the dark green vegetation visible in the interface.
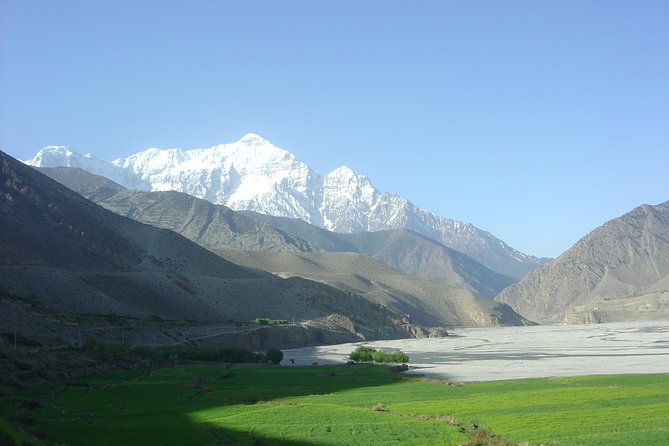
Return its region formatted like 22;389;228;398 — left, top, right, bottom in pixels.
2;365;667;446
349;346;410;364
82;340;278;365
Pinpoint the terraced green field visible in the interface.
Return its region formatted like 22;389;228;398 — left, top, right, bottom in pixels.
8;365;669;445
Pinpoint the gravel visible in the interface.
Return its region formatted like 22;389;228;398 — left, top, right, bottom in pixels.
283;321;669;381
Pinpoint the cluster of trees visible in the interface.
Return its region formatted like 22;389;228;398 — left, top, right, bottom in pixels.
83;341;284;365
349;346;409;364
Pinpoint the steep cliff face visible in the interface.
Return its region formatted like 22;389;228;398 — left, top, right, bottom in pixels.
495;201;669;323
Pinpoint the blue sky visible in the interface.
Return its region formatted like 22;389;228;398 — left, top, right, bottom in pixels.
1;0;667;258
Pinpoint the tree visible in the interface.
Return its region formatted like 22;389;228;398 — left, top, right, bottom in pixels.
266;348;284;365
349;346;409;364
349;346;376;362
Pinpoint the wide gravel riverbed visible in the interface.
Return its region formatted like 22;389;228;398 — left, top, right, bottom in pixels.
283;321;669;381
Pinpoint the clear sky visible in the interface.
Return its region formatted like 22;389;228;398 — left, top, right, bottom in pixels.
1;0;667;259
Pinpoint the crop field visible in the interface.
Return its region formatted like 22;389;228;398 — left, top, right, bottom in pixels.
5;365;669;445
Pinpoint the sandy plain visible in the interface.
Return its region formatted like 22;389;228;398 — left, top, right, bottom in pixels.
283;321;669;381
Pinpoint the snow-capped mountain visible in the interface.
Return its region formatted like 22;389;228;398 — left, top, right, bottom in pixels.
25;133;548;278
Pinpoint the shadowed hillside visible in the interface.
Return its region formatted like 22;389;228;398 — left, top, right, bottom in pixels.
1;151;416;340
38;166;317;253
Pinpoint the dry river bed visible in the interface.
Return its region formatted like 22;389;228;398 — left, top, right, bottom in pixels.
283;321;669;381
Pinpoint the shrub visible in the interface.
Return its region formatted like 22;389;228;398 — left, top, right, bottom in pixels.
391;352;410;363
155;346;264;364
349;346;376;362
265;348;283;365
349;346;409;364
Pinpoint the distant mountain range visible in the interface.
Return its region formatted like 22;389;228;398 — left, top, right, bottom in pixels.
8;146;669;327
25;134;550;279
1;150;413;338
39;166;514;297
495;200;669;323
1;149;531;355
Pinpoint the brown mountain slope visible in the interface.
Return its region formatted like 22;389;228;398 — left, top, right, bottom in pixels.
41;166;516;297
216;250;531;328
37;166;316;252
1;151;412;338
242;212;516;297
337;228;516;297
495;201;669;323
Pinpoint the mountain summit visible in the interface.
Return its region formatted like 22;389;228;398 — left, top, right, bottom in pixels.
26;134;548;278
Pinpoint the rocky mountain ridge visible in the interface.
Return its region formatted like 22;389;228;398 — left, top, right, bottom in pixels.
495;200;669;323
241;211;515;297
0;150;422;343
25;134;549;278
39;166;513;297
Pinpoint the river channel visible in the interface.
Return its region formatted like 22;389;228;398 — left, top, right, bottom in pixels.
283;321;669;381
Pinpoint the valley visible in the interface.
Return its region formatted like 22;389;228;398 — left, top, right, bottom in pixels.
3;141;669;446
4;3;667;444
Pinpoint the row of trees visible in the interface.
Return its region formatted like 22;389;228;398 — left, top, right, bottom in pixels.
83;340;284;365
349;346;409;363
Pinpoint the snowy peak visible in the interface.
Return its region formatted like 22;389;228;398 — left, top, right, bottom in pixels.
327;165;357;178
237;132;272;147
23;134;547;278
26;146;78;166
325;165;375;190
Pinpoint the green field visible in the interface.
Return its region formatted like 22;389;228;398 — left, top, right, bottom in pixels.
5;365;669;445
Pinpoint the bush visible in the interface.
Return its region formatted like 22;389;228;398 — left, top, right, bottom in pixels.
349;346;376;362
82;342;270;365
349;346;409;364
151;346;265;364
266;348;283;365
391;352;410;363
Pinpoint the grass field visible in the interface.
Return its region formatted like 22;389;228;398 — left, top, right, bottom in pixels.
5;365;669;445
